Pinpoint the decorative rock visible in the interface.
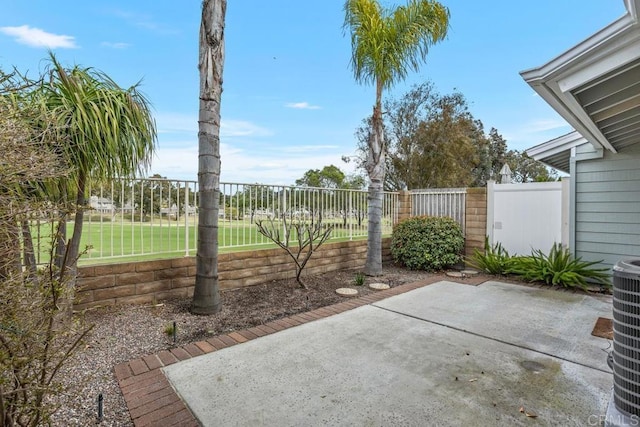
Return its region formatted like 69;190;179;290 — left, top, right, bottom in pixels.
336;287;358;297
461;269;479;276
369;282;390;290
446;271;465;278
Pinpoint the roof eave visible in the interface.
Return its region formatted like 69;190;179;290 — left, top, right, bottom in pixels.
525;131;588;174
520;0;640;154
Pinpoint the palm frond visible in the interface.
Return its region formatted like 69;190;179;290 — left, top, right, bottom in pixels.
42;53;156;186
344;0;450;89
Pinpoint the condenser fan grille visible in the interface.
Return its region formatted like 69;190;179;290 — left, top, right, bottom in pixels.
612;259;640;416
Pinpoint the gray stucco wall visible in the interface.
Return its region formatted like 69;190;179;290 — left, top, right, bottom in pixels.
574;142;640;270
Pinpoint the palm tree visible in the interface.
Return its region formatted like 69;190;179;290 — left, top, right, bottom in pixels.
191;0;226;315
42;54;156;275
344;0;449;275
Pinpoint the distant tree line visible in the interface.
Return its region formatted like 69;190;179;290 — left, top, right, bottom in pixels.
347;82;556;191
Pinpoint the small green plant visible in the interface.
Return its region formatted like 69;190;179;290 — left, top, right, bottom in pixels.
390;216;464;271
509;243;610;290
468;236;514;275
353;272;365;286
164;322;176;338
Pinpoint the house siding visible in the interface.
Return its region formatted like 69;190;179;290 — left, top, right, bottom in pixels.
574;142;640;269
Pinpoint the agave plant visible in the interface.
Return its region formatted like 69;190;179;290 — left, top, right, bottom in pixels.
509;243;610;290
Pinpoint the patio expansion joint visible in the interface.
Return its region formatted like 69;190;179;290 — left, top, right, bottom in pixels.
370;304;612;374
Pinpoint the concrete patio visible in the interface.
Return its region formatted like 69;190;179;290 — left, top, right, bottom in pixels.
157;280;613;426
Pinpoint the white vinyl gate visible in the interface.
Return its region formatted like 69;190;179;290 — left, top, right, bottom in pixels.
486;179;569;255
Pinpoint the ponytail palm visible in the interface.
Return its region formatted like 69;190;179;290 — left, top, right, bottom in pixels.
344;0;449;275
42;54;156;270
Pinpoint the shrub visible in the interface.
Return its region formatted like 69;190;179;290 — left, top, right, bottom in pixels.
84;214;112;223
353;272;365;286
223;207;241;220
391;216;464;271
509;243;610;290
468;236;514;275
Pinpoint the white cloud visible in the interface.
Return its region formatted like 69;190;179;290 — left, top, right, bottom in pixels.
221;120;273;137
218;150;356;185
150;142;356;185
155;112;198;134
155;113;273;138
0;25;77;48
111;10;158;30
523;119;568;133
501;118;572;151
282;145;339;153
285;102;321;110
109;9;178;35
101;41;131;49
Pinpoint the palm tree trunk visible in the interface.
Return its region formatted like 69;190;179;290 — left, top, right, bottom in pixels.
53;183;70;272
67;172;86;269
21;220;37;278
192;0;226;315
364;83;385;276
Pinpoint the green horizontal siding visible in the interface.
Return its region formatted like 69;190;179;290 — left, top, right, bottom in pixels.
576;190;640;203
576;168;640;183
576;231;639;246
576;201;640;213
576;180;640;192
575;143;640;270
578;211;640;224
576;241;640;259
576;221;640;234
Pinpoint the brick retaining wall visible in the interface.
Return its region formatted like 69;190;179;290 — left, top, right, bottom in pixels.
76;238;391;311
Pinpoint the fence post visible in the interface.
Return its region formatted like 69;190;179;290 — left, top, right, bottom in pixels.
397;190;412;222
464;187;487;258
485;180;495;248
184;182;189;257
349;193;353;241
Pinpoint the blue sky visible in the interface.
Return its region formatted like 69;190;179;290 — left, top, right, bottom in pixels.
0;1;625;185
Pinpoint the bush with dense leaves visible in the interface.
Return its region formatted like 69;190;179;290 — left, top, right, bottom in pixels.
391;216;464;271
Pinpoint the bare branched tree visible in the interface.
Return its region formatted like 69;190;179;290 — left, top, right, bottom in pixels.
256;215;333;289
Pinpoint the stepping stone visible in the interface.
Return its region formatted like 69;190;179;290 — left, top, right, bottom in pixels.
336;287;358;297
369;282;390;290
446;271;465;278
461;269;479;276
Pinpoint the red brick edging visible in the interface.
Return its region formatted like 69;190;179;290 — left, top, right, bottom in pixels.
114;275;481;426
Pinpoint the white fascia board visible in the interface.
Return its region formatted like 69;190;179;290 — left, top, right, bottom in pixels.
520;0;640;153
557;28;640;93
526;80;609;151
627;0;639;19
525;131;588;160
519;13;634;84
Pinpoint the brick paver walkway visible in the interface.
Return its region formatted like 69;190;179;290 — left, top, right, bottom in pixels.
114;275;488;426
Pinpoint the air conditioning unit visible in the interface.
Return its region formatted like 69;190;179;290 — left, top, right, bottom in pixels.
608;258;640;424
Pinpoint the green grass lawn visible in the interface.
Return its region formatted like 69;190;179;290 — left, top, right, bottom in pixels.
30;218;386;265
